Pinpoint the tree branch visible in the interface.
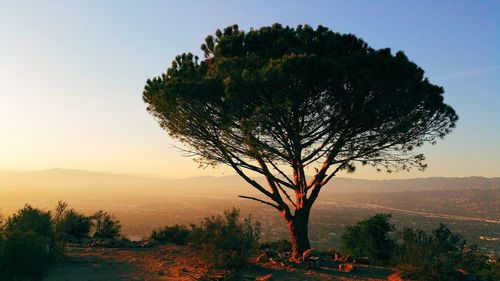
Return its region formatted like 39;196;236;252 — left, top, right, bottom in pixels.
238;195;280;210
276;181;297;209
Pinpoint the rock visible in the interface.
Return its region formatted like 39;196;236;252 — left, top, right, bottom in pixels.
339;263;354;272
387;272;405;281
256;253;269;263
256;274;272;281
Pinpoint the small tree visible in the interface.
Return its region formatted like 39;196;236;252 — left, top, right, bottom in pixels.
396;224;468;280
53;201;92;242
54;200;68;223
191;208;260;279
92;210;121;239
341;213;396;265
143;24;458;260
61;209;92;241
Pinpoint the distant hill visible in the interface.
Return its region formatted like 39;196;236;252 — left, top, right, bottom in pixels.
322;176;500;193
0;169;498;217
1;168;498;195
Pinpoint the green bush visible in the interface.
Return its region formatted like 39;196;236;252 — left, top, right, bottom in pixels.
395;224;488;281
1;230;52;281
0;203;130;280
0;205;62;281
53;201;92;243
92;210;121;239
461;244;498;280
191;208;260;280
60;209;92;241
4;205;54;238
341;213;396;265
151;224;191;245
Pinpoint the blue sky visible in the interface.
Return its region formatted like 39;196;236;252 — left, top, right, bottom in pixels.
0;0;498;178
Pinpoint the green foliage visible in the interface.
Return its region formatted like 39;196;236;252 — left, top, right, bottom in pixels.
60;209;92;241
1;230;52;281
191;208;261;280
341;213;396;265
4;205;53;238
259;239;291;252
0;203;129;280
143;23;458;258
54;200;68;223
150;224;191;245
396;224;491;281
53;201;92;243
476;258;500;281
92;210;121;239
0;205;62;281
144;23;457;177
460;244;498;280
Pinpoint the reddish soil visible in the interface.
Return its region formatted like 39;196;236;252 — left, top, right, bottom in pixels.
45;245;392;281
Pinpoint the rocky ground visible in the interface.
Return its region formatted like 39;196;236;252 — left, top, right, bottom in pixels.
45;245;394;281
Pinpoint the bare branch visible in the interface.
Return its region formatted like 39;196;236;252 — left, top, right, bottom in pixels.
238;195;280;210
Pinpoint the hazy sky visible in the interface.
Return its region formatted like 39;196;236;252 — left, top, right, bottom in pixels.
0;0;498;179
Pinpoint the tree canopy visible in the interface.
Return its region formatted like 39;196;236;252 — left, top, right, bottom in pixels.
143;23;458;258
341;213;396;265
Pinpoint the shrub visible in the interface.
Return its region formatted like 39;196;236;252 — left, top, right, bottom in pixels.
92;210;121;239
60;209;92;241
151;224;191;245
191;208;260;280
0;205;62;281
4;205;53;238
396;224;481;281
1;230;52;281
340;213;396;265
460;244;498;280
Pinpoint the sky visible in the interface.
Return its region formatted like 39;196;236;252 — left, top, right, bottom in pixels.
0;0;499;179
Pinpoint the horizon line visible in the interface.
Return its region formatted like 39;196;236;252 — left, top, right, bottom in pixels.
1;167;498;181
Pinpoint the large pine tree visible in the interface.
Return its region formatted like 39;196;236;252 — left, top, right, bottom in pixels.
143;24;458;260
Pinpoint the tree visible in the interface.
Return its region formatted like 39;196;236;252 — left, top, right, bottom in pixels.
60;209;92;241
143;24;458;260
341;213;396;265
396;224;470;280
92;210;121;239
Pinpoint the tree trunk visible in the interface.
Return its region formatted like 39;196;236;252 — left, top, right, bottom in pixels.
285;207;311;261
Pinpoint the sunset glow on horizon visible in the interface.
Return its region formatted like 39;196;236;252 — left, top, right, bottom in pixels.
1;0;499;180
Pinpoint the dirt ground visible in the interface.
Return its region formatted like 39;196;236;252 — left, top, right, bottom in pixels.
45;245;391;281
